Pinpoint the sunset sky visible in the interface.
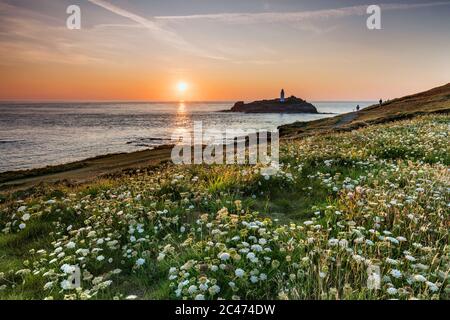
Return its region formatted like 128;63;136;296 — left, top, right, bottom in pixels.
0;0;449;101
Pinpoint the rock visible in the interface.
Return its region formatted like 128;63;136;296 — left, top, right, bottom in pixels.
229;96;318;113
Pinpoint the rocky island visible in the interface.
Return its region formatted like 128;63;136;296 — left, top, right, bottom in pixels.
228;89;318;114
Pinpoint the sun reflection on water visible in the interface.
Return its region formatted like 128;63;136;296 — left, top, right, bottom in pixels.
177;102;186;114
172;102;191;143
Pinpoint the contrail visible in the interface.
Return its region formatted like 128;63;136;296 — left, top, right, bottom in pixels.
87;1;450;61
155;2;450;24
87;0;226;60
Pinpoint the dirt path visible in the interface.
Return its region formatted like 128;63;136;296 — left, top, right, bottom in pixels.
0;145;173;192
333;112;359;128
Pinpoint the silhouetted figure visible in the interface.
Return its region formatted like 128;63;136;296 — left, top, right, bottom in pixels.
379;99;383;106
356;105;360;112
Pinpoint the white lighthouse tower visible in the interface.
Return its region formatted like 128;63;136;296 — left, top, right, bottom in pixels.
280;89;285;102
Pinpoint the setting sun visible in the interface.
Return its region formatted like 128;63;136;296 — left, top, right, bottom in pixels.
177;82;188;93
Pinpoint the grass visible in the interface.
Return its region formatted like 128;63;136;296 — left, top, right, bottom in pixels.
0;114;448;300
279;83;450;139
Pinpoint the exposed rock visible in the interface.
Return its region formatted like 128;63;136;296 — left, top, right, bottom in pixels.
229;96;318;113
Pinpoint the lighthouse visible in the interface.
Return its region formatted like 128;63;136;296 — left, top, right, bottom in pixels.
280;89;285;102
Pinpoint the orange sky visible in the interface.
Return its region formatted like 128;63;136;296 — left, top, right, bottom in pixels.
1;1;449;102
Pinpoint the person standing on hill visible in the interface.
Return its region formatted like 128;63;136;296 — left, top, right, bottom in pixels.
356;105;360;111
379;99;383;106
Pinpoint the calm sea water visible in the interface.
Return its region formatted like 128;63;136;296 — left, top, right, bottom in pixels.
0;101;373;172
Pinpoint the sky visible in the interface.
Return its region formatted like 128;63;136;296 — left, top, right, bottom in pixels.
0;0;449;101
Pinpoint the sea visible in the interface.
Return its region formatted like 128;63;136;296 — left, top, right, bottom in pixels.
0;101;374;173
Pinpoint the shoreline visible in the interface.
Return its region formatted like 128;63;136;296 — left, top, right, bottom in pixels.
1;83;448;192
0;117;332;191
0;109;341;188
0;145;174;192
0;138;274;191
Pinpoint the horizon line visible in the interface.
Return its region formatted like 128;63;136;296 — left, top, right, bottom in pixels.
0;99;378;104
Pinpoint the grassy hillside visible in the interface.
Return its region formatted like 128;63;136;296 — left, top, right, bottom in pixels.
280;83;450;139
0;114;448;300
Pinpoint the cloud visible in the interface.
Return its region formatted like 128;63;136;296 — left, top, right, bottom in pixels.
88;1;449;64
86;0;226;60
3;0;448;66
154;2;450;24
0;3;105;66
93;23;146;30
0;1;171;66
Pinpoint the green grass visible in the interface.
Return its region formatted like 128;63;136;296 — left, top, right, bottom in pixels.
0;114;448;300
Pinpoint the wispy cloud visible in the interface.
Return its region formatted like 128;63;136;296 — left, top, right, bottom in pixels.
89;1;450;63
0;3;106;66
154;2;450;24
93;23;146;30
3;0;448;65
87;0;226;60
